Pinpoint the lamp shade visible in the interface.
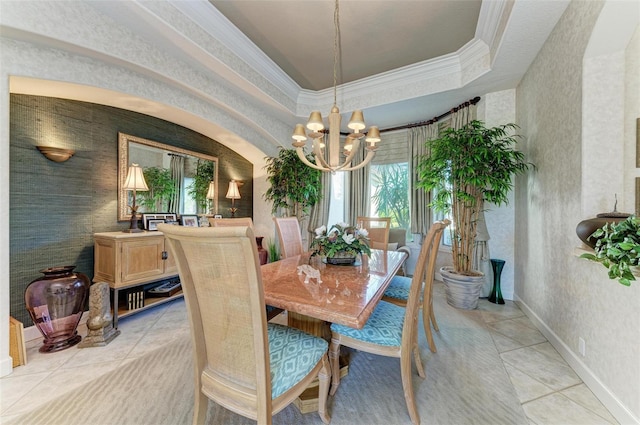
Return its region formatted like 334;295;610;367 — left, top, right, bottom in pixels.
226;180;241;199
292;124;308;142
348;110;366;131
365;126;381;144
306;111;325;132
123;163;149;191
206;181;215;199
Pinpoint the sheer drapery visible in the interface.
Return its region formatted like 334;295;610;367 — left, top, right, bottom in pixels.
168;155;184;214
409;124;438;236
348;140;370;226
307;135;331;249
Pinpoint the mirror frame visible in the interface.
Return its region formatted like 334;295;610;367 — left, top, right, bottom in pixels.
118;132;219;221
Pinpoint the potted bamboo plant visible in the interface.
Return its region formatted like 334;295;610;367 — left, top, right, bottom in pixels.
417;120;534;309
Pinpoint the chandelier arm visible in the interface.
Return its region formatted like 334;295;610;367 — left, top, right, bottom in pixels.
332;138;361;171
312;139;331;169
340;150;376;171
295;147;329;171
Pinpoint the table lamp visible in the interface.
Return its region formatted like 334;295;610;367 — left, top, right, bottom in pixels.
123;163;148;232
206;181;216;215
226;180;241;217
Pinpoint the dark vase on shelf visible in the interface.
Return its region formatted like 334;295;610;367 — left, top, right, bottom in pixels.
488;259;505;305
24;265;91;353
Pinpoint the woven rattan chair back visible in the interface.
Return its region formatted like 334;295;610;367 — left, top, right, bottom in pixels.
356;216;391;250
273;217;304;259
208;217;254;229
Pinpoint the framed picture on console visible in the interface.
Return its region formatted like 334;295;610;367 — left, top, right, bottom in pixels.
147;219;165;231
181;215;199;227
142;213;178;229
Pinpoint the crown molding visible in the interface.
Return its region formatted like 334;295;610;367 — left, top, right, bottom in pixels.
168;0;300;103
296;38;490;116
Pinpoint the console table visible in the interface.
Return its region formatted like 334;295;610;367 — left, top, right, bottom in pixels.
93;231;181;328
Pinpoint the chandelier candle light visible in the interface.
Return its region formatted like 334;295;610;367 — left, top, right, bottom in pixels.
292;0;381;173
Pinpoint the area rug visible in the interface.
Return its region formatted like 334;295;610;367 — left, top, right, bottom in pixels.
6;286;529;425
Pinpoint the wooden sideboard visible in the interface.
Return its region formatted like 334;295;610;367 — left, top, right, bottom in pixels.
93;231;181;328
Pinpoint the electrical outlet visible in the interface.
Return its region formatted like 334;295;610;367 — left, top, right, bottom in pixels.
579;337;586;357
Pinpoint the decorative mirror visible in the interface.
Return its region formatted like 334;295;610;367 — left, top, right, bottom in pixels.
118;133;218;221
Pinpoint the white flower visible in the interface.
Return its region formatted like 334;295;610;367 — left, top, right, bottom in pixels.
314;225;326;237
358;228;369;238
337;221;349;228
342;233;355;244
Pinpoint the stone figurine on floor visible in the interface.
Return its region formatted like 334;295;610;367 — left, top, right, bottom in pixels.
78;282;120;347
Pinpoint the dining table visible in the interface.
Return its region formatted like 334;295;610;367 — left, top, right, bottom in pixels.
262;249;407;334
261;248;407;413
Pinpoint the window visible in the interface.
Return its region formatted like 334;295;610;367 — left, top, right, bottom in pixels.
368;130;411;238
370;163;409;229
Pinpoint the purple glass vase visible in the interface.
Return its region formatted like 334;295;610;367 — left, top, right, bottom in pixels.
24;266;90;353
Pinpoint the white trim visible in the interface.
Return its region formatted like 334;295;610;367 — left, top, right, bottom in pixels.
516;296;640;425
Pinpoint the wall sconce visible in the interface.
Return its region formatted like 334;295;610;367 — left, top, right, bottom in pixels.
206;181;216;215
225;180;241;217
36;146;75;162
122;163;149;232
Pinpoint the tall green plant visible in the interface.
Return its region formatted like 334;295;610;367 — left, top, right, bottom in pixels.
264;148;322;220
417;120;534;275
371;163;409;229
138;167;176;212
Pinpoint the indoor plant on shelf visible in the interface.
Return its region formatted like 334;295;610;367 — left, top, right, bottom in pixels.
417;120;534;309
310;222;371;265
580;215;640;286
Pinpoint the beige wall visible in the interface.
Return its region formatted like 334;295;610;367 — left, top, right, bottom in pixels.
515;1;639;423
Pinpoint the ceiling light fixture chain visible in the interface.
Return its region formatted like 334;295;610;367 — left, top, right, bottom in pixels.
292;0;380;173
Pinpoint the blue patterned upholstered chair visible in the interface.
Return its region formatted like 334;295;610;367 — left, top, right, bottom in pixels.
383;220;449;353
328;220;449;425
159;224;331;425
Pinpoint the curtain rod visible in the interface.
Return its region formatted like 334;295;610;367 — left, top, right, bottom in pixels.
379;96;481;133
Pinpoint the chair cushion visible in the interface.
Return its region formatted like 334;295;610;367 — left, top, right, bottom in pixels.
268;323;328;399
330;301;405;346
383;275;412;301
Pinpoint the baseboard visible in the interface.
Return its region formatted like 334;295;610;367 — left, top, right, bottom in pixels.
515;296;639;425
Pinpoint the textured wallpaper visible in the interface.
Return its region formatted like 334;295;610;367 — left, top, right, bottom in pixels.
516;0;640;421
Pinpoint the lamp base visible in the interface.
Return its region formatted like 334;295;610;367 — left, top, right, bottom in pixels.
122;228;144;233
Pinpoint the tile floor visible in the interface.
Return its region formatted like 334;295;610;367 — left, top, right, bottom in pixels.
0;284;619;425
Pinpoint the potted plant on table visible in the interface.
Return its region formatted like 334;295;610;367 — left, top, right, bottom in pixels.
417;120;534;309
310;222;371;265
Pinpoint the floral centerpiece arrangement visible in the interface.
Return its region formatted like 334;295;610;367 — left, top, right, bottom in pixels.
310;222;371;264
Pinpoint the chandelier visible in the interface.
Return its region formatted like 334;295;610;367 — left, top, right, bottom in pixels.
292;0;380;173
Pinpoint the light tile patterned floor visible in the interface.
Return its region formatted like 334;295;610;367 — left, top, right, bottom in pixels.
1;284;619;425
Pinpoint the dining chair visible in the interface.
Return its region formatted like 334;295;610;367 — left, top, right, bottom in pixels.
382;220;449;354
328;220;448;425
208;216;281;318
356;216;391;250
158;224;331;425
273;216;304;259
208;216;254;228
